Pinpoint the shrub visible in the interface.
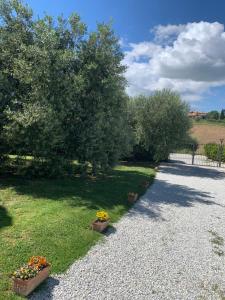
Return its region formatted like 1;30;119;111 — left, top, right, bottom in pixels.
204;144;225;162
206;111;220;120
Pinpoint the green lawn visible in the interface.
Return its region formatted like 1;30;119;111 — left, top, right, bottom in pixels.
0;163;155;299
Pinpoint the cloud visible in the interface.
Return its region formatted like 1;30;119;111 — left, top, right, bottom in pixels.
119;37;127;48
123;21;225;102
152;24;186;44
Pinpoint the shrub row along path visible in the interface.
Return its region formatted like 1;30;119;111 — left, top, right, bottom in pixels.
31;161;225;300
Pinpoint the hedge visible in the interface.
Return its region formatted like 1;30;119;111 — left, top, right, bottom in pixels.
204;143;225;162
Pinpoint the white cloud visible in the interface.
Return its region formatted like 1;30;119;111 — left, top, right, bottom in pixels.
152;24;186;44
119;37;128;48
123;21;225;102
123;42;161;64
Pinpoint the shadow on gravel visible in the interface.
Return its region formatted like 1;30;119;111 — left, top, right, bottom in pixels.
159;163;225;180
129;200;164;220
128;163;224;220
29;277;60;300
103;225;117;236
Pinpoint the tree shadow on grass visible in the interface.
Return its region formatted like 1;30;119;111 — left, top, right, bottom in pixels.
0;168;155;211
0;162;222;222
0;205;12;229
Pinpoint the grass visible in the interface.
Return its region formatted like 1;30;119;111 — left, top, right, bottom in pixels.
208;230;224;257
209;230;224;246
0;162;155;299
199;283;225;300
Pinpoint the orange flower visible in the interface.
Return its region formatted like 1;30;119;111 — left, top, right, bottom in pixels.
28;256;48;270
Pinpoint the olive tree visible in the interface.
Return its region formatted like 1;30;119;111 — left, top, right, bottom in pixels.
0;0;133;176
129;90;191;161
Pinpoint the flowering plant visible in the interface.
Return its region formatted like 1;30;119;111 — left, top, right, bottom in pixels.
28;256;48;271
96;210;109;222
12;265;38;280
12;256;49;280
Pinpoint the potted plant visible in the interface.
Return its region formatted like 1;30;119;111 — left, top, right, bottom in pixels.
12;256;50;297
128;192;138;203
91;210;109;232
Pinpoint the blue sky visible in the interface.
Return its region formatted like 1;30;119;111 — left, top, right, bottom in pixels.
26;0;225;112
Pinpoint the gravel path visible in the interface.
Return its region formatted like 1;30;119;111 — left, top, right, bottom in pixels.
169;153;225;168
31;162;225;300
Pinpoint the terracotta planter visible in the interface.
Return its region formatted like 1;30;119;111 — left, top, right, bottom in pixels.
91;219;109;232
12;266;50;297
141;181;150;188
128;193;138;203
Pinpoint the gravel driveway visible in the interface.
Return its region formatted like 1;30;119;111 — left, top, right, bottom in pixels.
31;161;225;300
169;153;225;168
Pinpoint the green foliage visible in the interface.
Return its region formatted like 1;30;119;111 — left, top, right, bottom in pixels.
206;110;220;120
204;143;225;162
4;102;62;157
128;90;191;161
0;0;132;176
0;0;197;174
74;24;133;172
220;109;225;120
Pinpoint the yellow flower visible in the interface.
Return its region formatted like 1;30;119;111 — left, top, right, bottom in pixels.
96;210;109;221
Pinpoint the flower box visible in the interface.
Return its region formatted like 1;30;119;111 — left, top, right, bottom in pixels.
12;266;50;297
91;219;109;232
128;192;138;203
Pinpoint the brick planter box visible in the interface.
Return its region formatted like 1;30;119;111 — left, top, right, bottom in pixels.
12;266;50;297
128;193;138;203
91;220;109;232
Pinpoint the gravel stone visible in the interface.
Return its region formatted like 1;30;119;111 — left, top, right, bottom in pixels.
30;161;225;300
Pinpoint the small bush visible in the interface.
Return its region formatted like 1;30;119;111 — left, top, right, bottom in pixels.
204;144;225;162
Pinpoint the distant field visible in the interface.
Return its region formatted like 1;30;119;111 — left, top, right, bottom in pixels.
190;122;225;144
193;119;225;127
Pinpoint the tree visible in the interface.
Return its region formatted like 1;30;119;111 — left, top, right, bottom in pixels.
0;0;88;175
129;90;191;161
74;23;133;173
206;110;219;120
0;0;34;158
0;0;132;176
220;109;225;120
